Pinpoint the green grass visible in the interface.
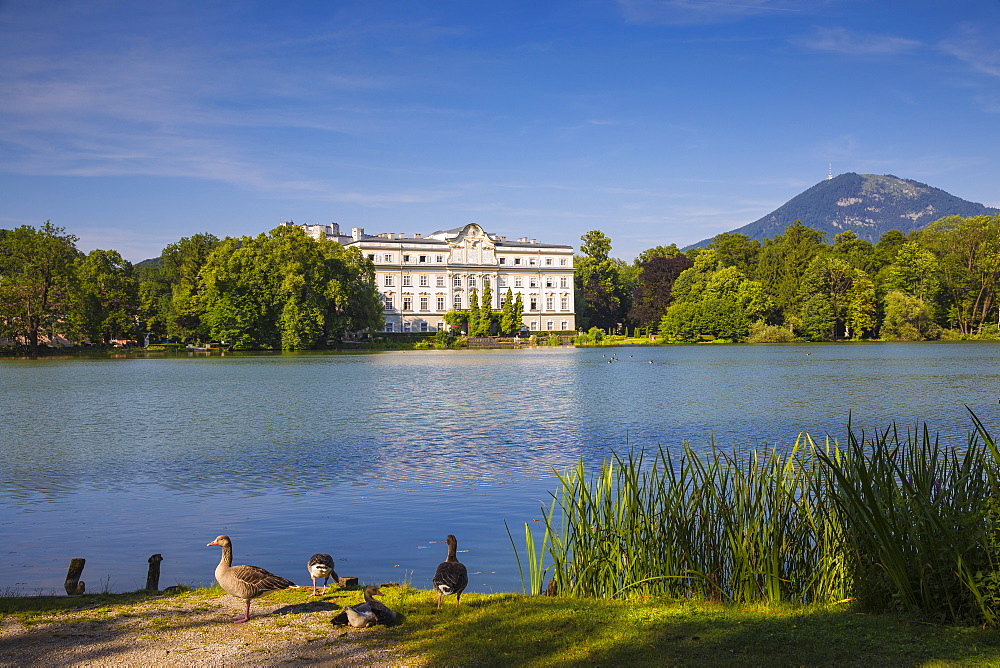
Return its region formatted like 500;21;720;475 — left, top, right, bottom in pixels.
512;414;1000;625
6;586;1000;666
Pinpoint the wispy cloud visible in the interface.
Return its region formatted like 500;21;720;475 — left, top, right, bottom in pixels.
794;27;921;56
618;0;807;26
939;23;1000;78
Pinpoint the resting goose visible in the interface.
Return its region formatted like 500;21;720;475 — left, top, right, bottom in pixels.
432;534;469;609
332;585;397;628
307;553;337;596
207;534;296;623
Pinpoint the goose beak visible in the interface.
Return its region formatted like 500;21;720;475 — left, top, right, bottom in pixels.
207;540;218;546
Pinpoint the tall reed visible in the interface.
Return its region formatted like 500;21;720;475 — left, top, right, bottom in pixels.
511;415;1000;625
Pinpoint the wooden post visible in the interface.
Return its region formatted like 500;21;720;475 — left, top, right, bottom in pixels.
65;558;86;595
146;554;163;591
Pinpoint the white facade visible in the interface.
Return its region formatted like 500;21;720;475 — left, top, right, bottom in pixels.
281;221;576;333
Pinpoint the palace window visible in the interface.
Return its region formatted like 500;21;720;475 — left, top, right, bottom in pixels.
437;321;445;330
529;278;538;288
367;254;375;261
545;258;552;266
468;276;477;288
514;258;522;265
454;295;462;310
530;298;537;311
546;320;554;330
499;257;507;265
560;258;568;266
561;320;569;330
530;320;537;330
420;321;429;332
384;254;393;262
437;296;446;311
436;255;444;263
546;297;554;310
384;296;393;310
403;321;411;332
402;297;412;311
419;255;428;263
420;297;428;311
385;322;394;332
529;258;536;266
419;275;428;287
403;254;410;263
402;275;411;287
436;276;446;287
545;278;553;288
453;275;462;287
384;275;393;287
497;276;506;287
560;277;567;288
561;297;568;310
514;277;523;288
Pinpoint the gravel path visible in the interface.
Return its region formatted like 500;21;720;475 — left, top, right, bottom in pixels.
0;592;417;667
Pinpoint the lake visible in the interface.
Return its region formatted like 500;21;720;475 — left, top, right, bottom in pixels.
2;342;999;596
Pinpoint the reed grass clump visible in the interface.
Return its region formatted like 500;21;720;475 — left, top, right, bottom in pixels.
511;413;1000;625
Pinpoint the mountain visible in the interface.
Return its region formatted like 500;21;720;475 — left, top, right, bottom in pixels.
689;173;998;247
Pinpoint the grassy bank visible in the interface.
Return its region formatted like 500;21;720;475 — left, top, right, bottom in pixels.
4;586;1000;666
512;413;1000;627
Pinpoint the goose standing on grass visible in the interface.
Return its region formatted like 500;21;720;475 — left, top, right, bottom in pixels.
207;535;296;623
307;553;337;596
432;534;469;609
332;585;397;627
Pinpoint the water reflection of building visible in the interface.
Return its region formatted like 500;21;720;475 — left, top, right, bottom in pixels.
282;221;576;333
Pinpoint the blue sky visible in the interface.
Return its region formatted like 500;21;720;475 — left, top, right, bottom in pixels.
1;1;998;263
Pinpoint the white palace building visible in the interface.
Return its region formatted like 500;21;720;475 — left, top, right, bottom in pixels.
281;221;576;334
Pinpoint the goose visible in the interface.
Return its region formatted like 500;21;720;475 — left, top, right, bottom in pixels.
307;553;337;596
207;535;296;623
432;534;469;609
332;585;397;627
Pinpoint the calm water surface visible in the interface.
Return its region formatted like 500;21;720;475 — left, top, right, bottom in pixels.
2;343;999;595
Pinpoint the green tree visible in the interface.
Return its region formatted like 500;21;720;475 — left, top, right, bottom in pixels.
915;215;1000;335
635;244;681;265
754;221;825;324
468;289;482;336
499;288;517;335
157;233;221;342
199;226;382;349
73;249;139;344
0;221;80;349
575;230;626;330
708;232;760;276
477;279;495;335
658;251;771;342
883;241;940;307
882;290;940;341
831;230;876;273
443;309;468;333
845;269;877;339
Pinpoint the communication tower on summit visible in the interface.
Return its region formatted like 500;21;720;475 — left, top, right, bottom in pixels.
827;164;833;180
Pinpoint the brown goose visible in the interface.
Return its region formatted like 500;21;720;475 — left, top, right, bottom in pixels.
332;585;397;628
432;534;469;609
207;535;296;623
307;553;337;596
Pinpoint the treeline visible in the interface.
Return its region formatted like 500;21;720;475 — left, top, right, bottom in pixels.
0;223;383;351
574;215;1000;342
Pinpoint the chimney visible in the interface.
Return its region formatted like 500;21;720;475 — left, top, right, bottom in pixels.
414;233;421;239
